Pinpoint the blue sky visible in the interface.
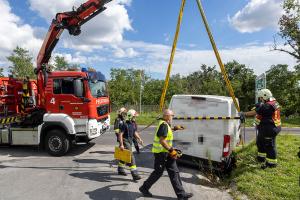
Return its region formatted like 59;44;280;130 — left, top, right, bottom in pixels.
0;0;297;79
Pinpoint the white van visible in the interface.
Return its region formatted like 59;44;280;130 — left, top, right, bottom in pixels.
169;95;241;172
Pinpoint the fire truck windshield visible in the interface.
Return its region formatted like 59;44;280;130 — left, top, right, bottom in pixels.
89;80;108;98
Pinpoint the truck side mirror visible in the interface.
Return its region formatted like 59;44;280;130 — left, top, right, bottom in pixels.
74;79;84;97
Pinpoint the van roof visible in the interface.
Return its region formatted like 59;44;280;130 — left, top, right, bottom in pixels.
171;94;235;102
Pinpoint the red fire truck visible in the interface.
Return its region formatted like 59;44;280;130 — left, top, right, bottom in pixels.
0;0;111;156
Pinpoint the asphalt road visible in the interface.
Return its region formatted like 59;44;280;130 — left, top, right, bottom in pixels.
0;127;299;200
0;132;232;200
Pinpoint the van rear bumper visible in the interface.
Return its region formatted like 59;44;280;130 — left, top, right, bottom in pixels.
177;154;236;174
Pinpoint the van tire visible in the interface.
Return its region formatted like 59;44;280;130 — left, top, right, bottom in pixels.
223;155;237;175
45;129;70;156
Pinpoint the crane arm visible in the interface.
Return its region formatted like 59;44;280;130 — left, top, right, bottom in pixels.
36;0;112;71
35;0;111;109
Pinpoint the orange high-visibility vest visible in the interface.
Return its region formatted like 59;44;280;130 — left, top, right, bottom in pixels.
254;114;262;126
267;100;281;127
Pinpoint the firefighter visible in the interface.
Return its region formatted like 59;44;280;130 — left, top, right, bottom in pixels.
117;109;143;180
252;91;264;161
114;107;127;143
240;89;281;169
139;109;193;200
132;115;141;154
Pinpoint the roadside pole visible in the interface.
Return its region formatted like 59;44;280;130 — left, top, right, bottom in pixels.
255;73;266;103
139;71;144;114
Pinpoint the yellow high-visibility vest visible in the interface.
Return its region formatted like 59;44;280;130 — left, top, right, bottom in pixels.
152;120;173;153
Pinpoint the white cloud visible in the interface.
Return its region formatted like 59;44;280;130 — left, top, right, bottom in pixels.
99;40;298;76
0;0;42;68
229;0;284;33
2;0;294;79
49;39;297;78
29;0;132;51
112;46;139;58
52;51;106;66
173;45;297;75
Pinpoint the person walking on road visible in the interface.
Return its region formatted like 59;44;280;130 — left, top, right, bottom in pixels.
139;109;193;200
117;109;144;181
240;89;281;169
114;107;127;143
132;117;141;154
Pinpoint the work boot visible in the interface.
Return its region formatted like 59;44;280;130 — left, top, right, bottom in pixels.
256;156;266;163
139;186;153;197
178;193;193;200
131;170;141;181
117;167;127;176
261;162;277;169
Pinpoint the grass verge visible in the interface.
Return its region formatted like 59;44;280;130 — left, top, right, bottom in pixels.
227;134;300;200
110;112;159;126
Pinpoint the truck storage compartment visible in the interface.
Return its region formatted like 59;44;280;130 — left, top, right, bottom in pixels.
10;128;39;145
0;128;9;144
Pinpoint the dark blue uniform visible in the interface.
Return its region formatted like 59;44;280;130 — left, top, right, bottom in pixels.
256;101;281;167
114;117;124;143
119;120;137;168
132;121;140;153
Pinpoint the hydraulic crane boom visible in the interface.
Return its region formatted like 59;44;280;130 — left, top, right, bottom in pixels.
0;0;112;155
36;0;112;108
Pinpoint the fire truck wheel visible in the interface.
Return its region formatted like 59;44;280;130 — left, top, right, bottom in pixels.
45;129;70;156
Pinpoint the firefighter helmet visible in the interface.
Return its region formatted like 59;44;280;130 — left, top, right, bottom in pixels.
257;90;264;98
260;89;273;101
127;109;139;120
117;107;127;115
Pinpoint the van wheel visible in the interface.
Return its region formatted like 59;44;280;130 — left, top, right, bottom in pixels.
223;155;237;175
45;129;70;156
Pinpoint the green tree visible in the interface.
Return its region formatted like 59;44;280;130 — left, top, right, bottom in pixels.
185;65;225;95
7;46;35;79
224;61;256;110
68;64;81;71
53;56;69;71
87;67;96;71
267;64;300;116
166;74;187;103
294;65;300;114
274;0;300;61
108;68;148;107
0;68;4;77
143;79;164;105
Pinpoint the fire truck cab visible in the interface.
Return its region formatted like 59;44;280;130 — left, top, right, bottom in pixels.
0;69;110;156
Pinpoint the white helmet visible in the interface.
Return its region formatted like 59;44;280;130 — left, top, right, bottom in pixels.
259;89;273;101
117;107;127;115
257;90;264;98
127;109;139;120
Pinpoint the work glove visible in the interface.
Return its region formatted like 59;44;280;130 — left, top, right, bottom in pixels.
168;147;178;159
168;148;183;159
239;112;246;123
175;149;183;158
173;125;185;131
